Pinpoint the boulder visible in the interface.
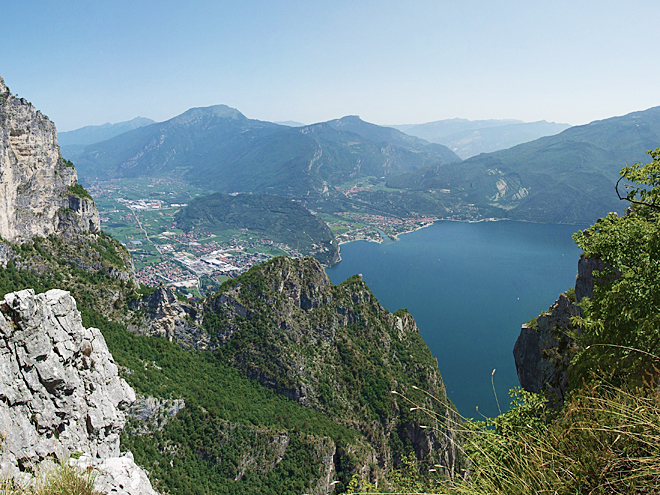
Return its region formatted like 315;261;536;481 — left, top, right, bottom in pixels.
0;288;157;494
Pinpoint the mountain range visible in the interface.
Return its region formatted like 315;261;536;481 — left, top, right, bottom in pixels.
0;74;461;493
58;116;155;163
387;107;660;223
392;118;571;159
61;101;660;226
71;106;460;198
58;116;156;146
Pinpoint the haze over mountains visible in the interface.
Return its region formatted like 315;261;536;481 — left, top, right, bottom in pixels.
62;104;660;225
58;116;155;162
388;106;660;223
392;119;571;159
58;117;156;146
71;105;460;197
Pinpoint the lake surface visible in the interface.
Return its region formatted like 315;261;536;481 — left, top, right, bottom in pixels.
325;220;586;418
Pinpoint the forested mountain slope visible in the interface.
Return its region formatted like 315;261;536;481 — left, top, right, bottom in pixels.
72;106;460;197
175;192;340;265
0;75;463;494
387;106;660;223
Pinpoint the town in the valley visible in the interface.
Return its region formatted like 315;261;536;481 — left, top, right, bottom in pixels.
89;178;442;299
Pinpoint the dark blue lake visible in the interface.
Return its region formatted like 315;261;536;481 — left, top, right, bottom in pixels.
325;220;586;418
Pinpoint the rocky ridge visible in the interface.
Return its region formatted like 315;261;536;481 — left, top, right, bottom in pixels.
0;288;157;494
203;256;463;483
0;76;99;243
129;287;209;350
513;256;606;404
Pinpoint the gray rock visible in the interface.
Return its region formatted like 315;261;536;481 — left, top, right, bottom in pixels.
70;452;157;495
513;293;580;405
0;75;100;243
126;395;185;435
575;256;606;302
0;288;157;494
513;255;604;405
129;287;209;350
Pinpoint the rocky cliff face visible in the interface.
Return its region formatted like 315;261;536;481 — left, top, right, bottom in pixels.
513;256;605;404
513;293;580;405
0;288;156;494
129;287;209;350
0;76;99;243
204;257;463;484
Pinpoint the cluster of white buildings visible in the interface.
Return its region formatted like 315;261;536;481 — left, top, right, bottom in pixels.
117;198;163;210
172;250;240;276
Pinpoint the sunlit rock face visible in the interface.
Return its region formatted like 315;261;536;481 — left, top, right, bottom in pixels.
0;289;134;461
0;76;99;243
0;288;157;495
513;256;605;406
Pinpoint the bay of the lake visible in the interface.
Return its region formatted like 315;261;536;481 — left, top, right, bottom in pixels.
325;220;586;418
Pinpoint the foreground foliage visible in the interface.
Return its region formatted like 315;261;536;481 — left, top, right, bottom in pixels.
437;384;660;495
389;149;660;495
571;148;660;386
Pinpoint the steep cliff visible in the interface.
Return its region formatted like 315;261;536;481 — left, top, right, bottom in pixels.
129;287;209;350
513;256;605;404
0;76;99;242
203;256;462;483
0;76;459;493
0;77;136;317
0;288;157;494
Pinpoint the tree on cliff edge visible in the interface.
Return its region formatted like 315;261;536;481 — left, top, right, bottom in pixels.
572;147;660;385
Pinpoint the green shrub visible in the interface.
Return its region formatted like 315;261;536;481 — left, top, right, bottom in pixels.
438;382;660;495
0;458;100;495
67;183;94;201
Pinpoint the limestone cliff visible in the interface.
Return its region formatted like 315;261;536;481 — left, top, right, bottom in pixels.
513;256;605;404
0;76;99;243
0;288;157;494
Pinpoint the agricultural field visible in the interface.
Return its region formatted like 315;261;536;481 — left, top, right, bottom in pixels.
86;178;302;297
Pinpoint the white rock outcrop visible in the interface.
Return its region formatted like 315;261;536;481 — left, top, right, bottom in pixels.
0;288;157;494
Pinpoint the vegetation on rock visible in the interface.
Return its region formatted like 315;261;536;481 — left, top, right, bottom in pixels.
571;148;660;386
0;235;461;493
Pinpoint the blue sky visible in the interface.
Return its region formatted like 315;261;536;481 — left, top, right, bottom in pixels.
3;0;659;131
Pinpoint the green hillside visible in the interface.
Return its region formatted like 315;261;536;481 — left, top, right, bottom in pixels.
175;192;340;265
387;106;660;223
72;106;460;197
0;236;461;493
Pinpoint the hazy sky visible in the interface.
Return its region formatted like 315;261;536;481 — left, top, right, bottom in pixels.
3;0;659;131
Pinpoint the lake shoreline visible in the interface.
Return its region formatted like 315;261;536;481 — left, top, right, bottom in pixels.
326;220;586;418
333;216;588;266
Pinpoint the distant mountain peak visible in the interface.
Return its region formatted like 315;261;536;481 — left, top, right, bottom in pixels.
334;115;363;123
58;117;157;146
173;104;246;124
